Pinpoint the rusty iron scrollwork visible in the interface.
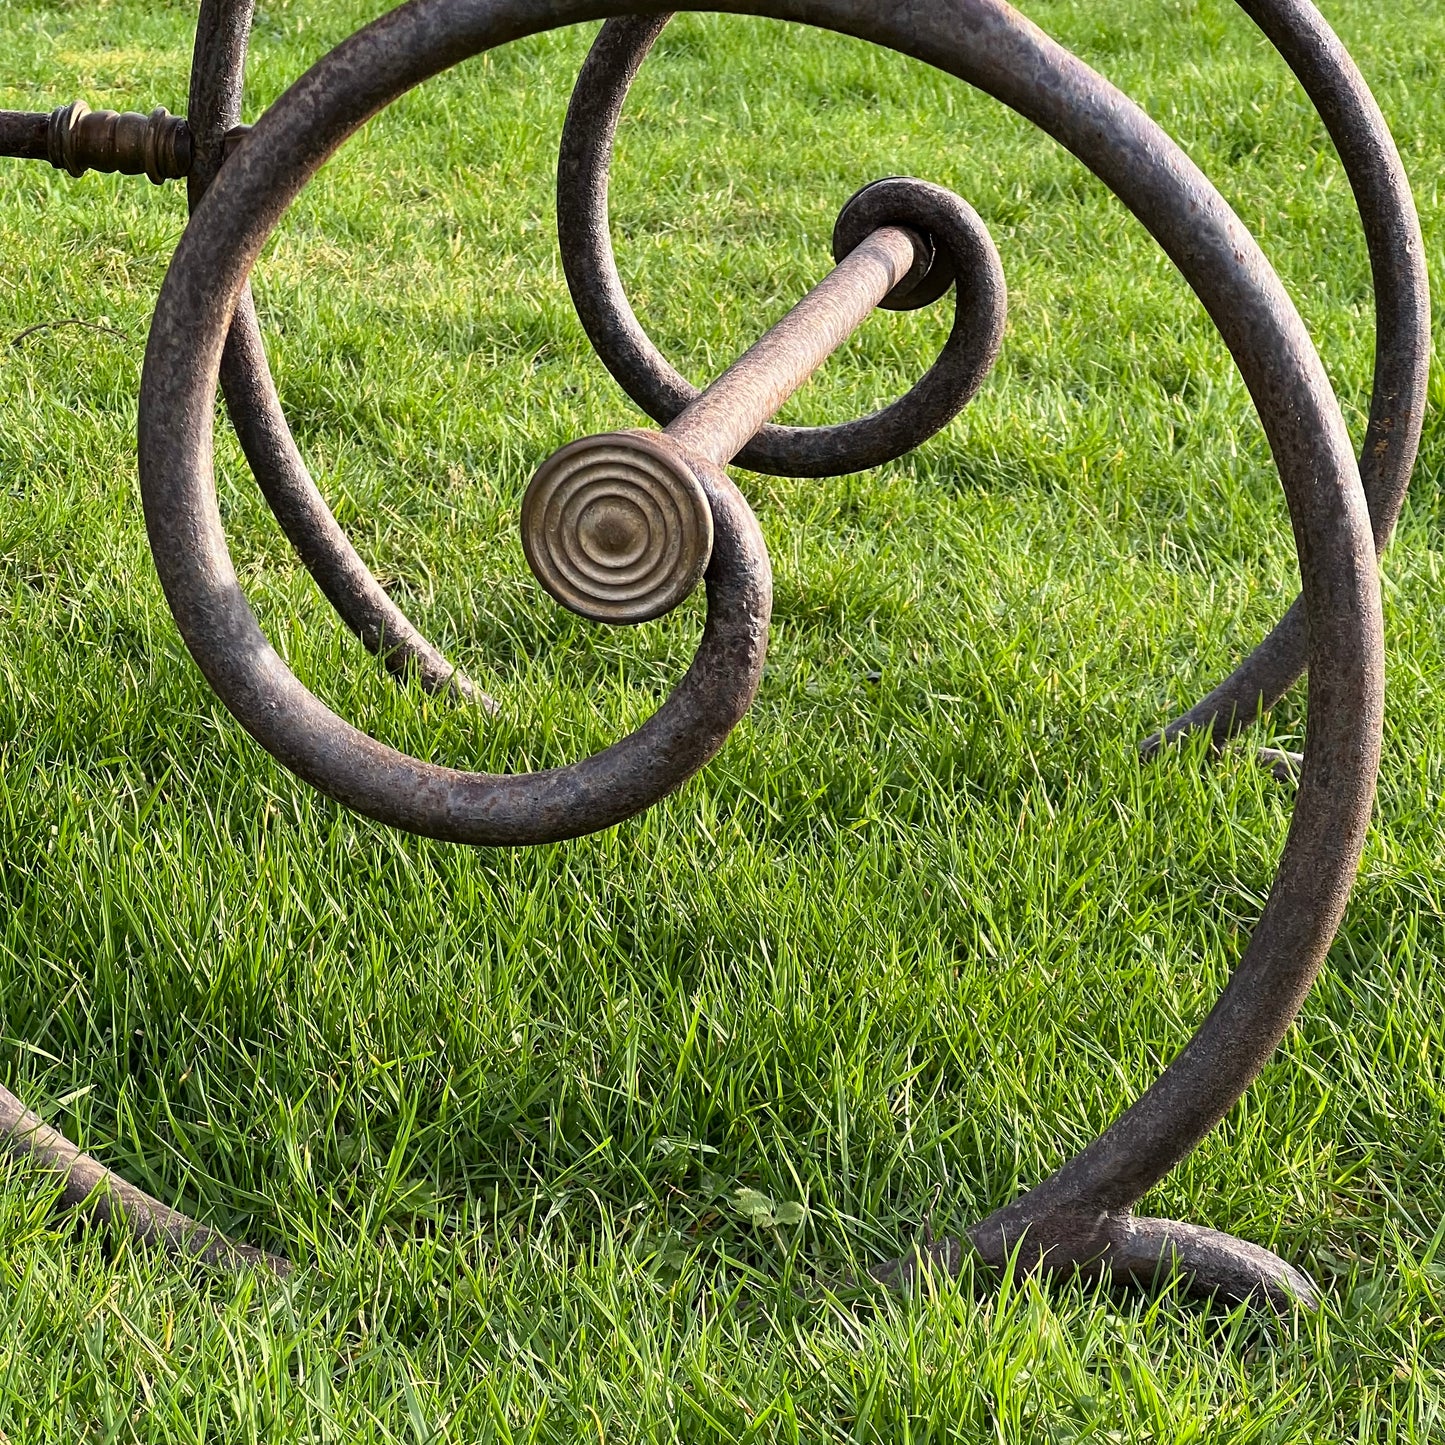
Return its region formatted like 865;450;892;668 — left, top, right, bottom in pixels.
0;0;1430;1306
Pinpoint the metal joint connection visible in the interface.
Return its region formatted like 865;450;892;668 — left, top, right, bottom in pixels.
47;100;192;183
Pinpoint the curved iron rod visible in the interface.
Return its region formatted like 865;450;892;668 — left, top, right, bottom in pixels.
0;1085;287;1272
0;0;1418;1308
188;1;494;708
132;0;1387;1309
1141;0;1429;757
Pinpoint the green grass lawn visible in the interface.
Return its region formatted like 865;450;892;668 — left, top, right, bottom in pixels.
2;0;1444;1437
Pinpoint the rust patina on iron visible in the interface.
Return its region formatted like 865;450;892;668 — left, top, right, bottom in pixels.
0;0;1430;1306
522;213;1003;624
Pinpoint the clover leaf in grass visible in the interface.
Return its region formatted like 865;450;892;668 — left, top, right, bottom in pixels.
731;1188;775;1225
731;1189;807;1229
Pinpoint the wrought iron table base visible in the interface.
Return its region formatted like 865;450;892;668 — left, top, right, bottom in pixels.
0;0;1430;1308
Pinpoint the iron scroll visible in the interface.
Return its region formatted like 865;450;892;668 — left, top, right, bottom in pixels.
0;0;1429;1305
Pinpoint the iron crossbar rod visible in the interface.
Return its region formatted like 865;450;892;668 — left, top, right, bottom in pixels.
0;109;49;160
664;224;924;467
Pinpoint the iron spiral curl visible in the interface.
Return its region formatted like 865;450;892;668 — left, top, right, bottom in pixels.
0;0;1429;1305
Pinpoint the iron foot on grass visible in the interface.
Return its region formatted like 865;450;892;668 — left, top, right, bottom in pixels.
874;1216;1319;1312
1;0;1428;1302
